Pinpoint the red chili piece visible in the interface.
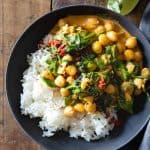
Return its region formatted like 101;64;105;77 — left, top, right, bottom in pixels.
48;40;61;47
98;79;106;89
58;43;67;57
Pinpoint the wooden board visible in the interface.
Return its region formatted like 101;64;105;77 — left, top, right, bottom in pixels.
0;0;149;149
0;0;50;149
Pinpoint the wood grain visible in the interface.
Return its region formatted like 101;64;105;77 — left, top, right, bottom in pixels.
0;0;149;149
0;0;50;149
52;0;106;10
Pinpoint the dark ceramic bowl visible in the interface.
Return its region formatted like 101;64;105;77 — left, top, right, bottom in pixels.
6;5;150;150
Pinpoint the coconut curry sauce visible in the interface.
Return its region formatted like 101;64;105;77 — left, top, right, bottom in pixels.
51;15;142;60
40;15;150;116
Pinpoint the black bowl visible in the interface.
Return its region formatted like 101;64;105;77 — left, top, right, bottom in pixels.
6;5;150;150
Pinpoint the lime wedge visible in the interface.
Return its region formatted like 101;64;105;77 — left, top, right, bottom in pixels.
120;0;140;15
107;0;140;15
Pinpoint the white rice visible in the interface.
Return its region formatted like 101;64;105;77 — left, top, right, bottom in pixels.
20;39;117;141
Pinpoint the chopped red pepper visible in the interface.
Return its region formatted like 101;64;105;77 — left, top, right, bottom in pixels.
48;40;61;47
57;43;67;57
59;48;66;57
98;79;106;89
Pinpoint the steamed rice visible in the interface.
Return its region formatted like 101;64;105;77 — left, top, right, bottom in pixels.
20;40;117;141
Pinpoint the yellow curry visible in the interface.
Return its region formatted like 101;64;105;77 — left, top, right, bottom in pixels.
40;15;150;117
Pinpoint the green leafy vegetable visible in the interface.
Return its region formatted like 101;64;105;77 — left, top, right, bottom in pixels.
46;59;58;76
67;79;82;94
46;46;58;54
105;45;117;61
41;77;56;87
64;31;96;52
119;99;133;113
113;60;130;81
77;53;97;72
95;56;105;70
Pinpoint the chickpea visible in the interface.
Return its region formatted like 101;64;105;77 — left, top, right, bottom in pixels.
106;31;118;42
94;25;106;34
54;75;66;87
66;76;74;84
66;65;77;76
83;96;94;103
84;102;96;113
125;37;137;49
74;103;85;113
60;88;70;97
87;17;99;25
62;54;73;62
105;84;116;94
104;22;114;31
141;68;150;78
41;70;54;80
134;51;142;62
81;78;90;90
98;34;110;46
84;17;99;30
124;49;134;61
64;106;75;117
58;19;66;27
134;78;144;89
92;41;103;54
117;42;125;53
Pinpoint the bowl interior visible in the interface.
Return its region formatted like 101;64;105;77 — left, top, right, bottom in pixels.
6;5;150;150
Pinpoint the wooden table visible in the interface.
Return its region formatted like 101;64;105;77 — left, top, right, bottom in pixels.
0;0;149;149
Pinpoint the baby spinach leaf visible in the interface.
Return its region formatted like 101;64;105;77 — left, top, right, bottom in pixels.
113;60;130;81
119;99;133;114
64;32;96;52
41;77;56;87
46;59;58;76
105;45;117;61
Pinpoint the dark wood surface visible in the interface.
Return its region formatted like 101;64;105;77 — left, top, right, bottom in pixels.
0;0;149;149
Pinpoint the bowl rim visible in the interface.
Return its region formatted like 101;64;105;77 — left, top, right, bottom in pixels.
6;4;150;150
